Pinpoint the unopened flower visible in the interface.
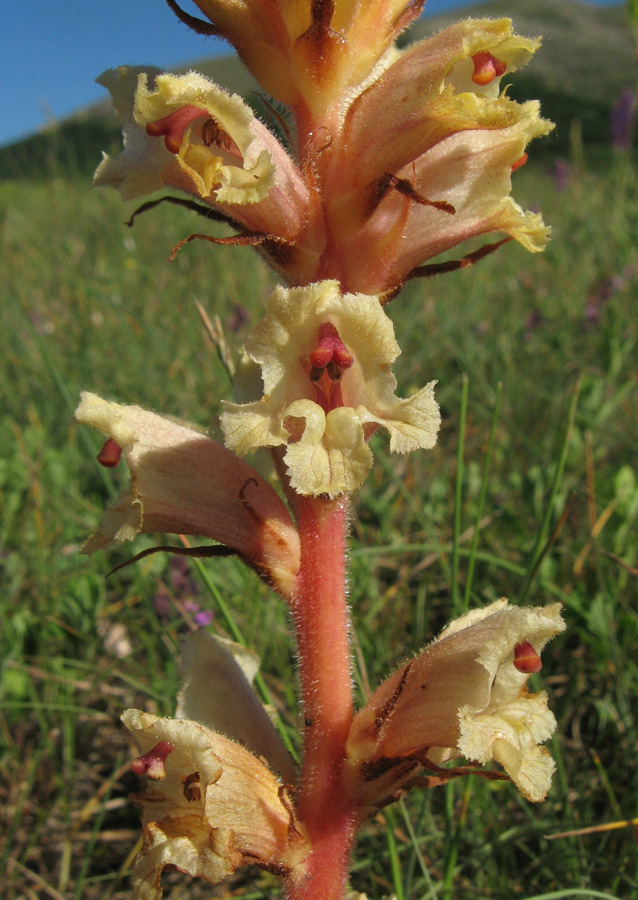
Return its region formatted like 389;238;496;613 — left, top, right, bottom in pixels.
180;0;426;116
75;392;300;598
176;630;296;784
347;600;565;806
220;281;440;497
94;68;308;242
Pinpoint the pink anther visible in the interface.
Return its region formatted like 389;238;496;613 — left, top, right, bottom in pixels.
309;323;353;370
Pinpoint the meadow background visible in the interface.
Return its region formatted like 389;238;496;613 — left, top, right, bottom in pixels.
1;1;637;898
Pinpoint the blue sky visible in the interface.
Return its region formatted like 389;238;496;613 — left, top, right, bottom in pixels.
3;0;624;149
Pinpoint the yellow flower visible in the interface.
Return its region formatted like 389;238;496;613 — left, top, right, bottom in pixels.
94;68;309;242
75;392;300;598
347;600;565;805
220;281;440;497
123;633;309;899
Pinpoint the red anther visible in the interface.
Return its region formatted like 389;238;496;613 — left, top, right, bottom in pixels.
97;438;122;468
131;740;174;780
513;641;542;674
309;322;353;370
511;153;528;172
471;52;507;86
146;105;205;153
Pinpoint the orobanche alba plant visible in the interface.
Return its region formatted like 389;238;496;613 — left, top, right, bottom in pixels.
77;3;562;898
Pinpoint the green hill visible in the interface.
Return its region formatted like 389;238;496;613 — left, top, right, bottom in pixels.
1;0;634;180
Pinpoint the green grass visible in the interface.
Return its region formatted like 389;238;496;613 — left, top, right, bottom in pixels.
1;145;637;900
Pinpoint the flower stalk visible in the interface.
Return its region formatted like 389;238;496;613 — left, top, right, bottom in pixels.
288;495;356;900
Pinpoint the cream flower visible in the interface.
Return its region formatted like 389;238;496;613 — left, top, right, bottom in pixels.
95;69;273;202
347;600;565;804
123;709;309;899
122;630;308;899
75;392;300;598
94;68;309;241
322;18;554;293
220;281;440;497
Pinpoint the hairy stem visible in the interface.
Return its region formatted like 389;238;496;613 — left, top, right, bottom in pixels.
285;494;356;900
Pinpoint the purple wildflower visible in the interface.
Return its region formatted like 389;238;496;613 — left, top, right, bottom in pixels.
611;89;636;152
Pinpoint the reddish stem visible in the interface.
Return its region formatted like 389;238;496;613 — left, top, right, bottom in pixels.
285;494;356;900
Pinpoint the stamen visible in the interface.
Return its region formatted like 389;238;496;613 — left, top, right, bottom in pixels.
146;105;206;153
201;118;234;154
301;324;354;412
513;640;542;674
97;438;122;468
131;740;174;779
182;771;202;802
471;52;507;86
511;153;528;172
